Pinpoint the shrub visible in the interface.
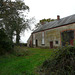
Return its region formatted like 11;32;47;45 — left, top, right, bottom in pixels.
13;46;30;56
39;46;75;75
0;28;13;55
14;43;27;47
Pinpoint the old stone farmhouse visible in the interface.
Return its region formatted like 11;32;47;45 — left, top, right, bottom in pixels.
27;14;75;48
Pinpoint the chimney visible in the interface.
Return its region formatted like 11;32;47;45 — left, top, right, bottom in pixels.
57;15;60;20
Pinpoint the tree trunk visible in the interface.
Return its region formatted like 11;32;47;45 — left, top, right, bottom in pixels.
10;35;13;42
16;32;20;44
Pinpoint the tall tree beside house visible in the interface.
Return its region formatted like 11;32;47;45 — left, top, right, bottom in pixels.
0;0;30;44
15;16;30;44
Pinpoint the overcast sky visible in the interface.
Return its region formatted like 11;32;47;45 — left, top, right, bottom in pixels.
20;0;75;43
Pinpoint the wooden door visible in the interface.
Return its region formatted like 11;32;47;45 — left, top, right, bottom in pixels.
50;41;53;48
70;39;73;46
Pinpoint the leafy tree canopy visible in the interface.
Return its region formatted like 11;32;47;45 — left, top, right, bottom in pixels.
40;18;55;25
0;0;30;44
33;18;56;30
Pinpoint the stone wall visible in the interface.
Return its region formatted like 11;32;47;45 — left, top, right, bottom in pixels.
27;35;32;47
28;23;75;48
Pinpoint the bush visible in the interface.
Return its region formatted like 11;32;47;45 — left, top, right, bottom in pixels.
14;43;27;47
39;46;75;75
13;46;30;56
0;28;13;55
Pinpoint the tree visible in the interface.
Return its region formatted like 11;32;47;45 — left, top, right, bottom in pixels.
0;0;30;44
15;16;30;44
34;18;56;30
40;18;55;25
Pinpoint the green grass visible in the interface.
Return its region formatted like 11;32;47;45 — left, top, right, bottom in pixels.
0;46;56;75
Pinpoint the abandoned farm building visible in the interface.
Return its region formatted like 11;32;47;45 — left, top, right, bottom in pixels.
27;14;75;48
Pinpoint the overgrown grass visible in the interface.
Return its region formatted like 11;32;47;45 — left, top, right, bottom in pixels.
0;46;55;75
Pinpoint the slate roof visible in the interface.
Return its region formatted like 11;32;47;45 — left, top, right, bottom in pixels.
33;14;75;33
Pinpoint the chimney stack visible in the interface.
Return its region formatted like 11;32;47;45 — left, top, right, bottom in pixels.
57;15;60;20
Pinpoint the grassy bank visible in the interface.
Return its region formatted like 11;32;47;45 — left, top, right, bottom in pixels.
0;46;55;75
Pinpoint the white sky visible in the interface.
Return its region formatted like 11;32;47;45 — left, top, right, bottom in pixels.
20;0;75;43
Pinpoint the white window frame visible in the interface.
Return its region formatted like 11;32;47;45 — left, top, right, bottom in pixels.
42;32;45;44
33;34;35;45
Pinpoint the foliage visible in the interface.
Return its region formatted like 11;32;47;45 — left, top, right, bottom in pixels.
34;18;56;30
39;46;75;75
13;46;30;56
0;28;13;55
61;31;70;46
0;47;54;75
14;43;27;46
0;0;30;44
40;18;55;25
61;31;74;46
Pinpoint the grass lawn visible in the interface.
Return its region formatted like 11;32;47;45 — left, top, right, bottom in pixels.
0;46;56;75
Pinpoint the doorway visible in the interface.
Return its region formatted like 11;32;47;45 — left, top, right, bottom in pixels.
36;39;38;47
30;40;32;47
50;41;53;48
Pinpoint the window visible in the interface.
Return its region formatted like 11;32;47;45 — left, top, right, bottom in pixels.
55;41;58;44
42;32;45;44
33;34;35;45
